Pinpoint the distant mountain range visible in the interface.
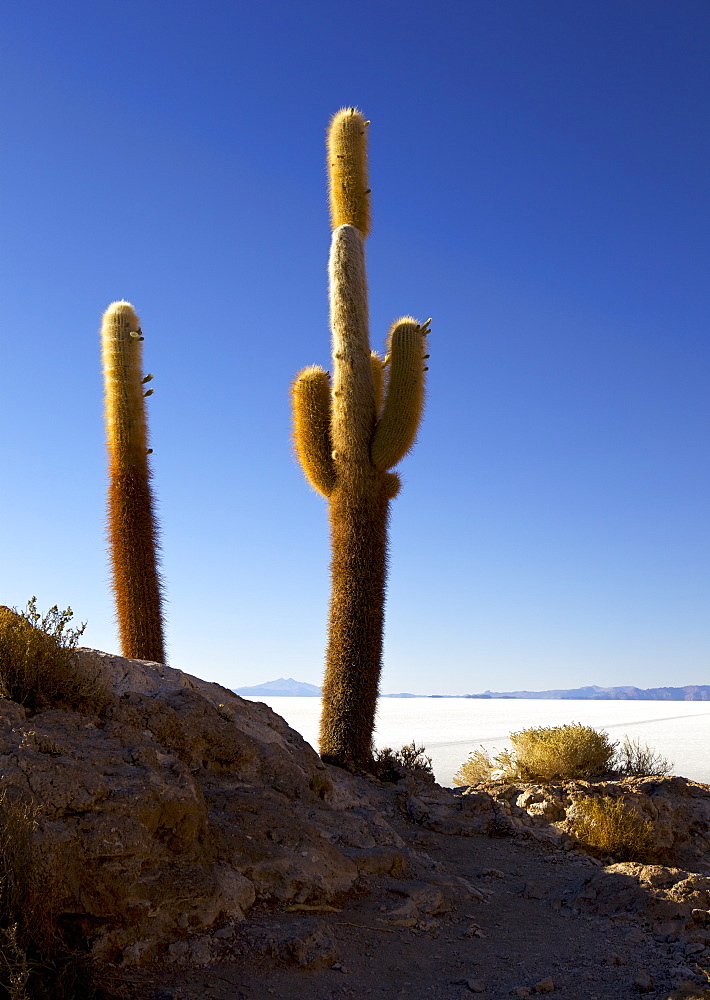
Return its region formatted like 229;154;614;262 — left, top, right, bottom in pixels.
468;684;710;701
234;678;322;697
235;679;710;701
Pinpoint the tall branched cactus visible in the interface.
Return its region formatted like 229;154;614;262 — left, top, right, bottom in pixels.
101;301;166;663
291;109;430;770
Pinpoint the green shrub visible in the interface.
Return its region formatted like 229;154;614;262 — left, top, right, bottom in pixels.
570;794;657;861
373;742;434;783
0;599;107;715
455;722;616;785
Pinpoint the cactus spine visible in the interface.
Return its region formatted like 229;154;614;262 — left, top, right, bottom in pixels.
291;109;429;769
101;301;166;663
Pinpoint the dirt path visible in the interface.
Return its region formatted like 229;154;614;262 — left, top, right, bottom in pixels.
112;816;710;1000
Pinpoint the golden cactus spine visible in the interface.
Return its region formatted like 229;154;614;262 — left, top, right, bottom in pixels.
101;301;166;663
291;108;430;769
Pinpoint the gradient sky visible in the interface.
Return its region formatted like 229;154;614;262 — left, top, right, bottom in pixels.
1;1;708;695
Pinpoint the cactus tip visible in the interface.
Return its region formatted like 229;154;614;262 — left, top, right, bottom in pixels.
104;300;136;316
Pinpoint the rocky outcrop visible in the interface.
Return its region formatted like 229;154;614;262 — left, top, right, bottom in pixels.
0;649;474;967
5;646;710;980
404;775;710;980
405;776;710;868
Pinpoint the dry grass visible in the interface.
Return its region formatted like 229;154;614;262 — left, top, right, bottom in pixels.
570;794;657;861
0;600;108;716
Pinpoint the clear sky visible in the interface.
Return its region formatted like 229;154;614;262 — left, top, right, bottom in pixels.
1;1;708;695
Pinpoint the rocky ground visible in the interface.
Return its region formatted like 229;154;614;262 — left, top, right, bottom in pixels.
2;650;710;1000
109;803;710;1000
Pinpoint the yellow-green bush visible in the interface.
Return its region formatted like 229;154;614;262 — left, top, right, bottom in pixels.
454;722;616;785
510;723;616;781
570;794;656;861
0;599;107;715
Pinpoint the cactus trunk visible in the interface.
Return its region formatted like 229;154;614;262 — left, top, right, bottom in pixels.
101;301;165;663
322;485;389;767
291;109;429;770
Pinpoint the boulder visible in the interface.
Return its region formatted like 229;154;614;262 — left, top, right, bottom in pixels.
0;649;413;965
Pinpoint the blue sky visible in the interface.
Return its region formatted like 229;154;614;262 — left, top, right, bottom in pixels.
1;1;708;695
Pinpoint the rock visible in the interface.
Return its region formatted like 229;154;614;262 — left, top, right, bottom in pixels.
342;845;408;875
522;882;546;900
385;898;419;927
392;880;451;915
240;919;337;967
632;968;654;992
625;928;648;944
0;648;438;965
444;776;710;868
533;977;554;993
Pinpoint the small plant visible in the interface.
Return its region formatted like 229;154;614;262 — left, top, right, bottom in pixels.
570;794;656;861
18;599;87;649
0;598;107;715
454;746;511;786
455;722;617;785
613;736;674;777
373;742;434;783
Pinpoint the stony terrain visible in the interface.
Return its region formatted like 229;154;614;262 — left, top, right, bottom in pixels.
2;650;710;999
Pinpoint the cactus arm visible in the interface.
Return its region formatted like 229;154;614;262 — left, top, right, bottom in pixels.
383;472;401;499
327;107;371;237
370;351;385;417
370;317;430;471
101;301;166;664
291;366;336;497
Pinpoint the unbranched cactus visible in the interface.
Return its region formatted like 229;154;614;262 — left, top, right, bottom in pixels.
100;301;165;663
291;108;430;769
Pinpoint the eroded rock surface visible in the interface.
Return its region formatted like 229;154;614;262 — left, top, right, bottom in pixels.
0;650;460;965
407;775;710;869
4;646;710;997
